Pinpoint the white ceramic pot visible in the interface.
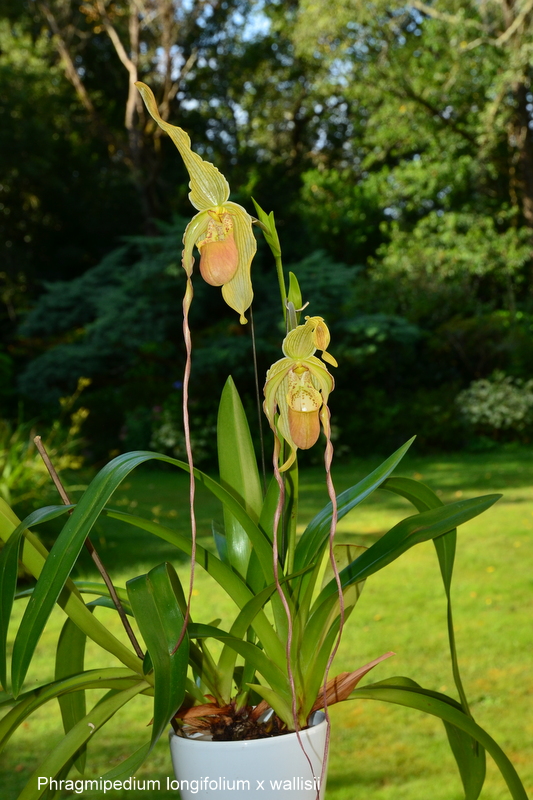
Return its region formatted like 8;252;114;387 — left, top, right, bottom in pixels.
168;712;328;799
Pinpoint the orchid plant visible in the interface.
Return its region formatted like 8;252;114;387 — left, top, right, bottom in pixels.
0;82;528;800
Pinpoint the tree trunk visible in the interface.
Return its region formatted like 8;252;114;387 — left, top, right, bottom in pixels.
508;80;533;231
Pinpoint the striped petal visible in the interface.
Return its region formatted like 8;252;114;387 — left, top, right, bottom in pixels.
221;202;256;324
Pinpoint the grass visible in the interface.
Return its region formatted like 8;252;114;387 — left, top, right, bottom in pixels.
2;445;533;800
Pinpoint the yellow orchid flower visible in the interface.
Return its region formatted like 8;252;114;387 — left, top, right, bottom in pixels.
264;316;337;472
135;82;256;323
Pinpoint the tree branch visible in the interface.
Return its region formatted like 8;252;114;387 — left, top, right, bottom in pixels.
410;1;485;31
38;0;96;115
390;76;478;146
495;0;533;45
96;0;137;77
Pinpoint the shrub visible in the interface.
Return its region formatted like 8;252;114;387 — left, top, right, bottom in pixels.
456;371;533;436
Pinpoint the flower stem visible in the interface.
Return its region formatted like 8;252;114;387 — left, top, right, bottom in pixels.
275;253;287;322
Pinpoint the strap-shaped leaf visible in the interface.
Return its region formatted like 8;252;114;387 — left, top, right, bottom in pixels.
11;450;274;696
127;563;189;748
247;473;283;595
18;682;148;800
294;437;415;573
245;683;293;729
355;670;484;798
381;477;471;714
319;493;500;602
104;508;283;664
350;680;530;800
0;669;140;753
299;544;366;676
216;583;286;701
304;493;500;665
102;742;151;781
212;520;229;565
0;518;22;692
55;616;91;773
0;505;73;694
217;376;262;576
188;622;291;704
443;718;486;800
15;580;129;607
0;500;140;677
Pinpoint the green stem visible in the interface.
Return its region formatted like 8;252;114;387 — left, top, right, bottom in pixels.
275;253;287;322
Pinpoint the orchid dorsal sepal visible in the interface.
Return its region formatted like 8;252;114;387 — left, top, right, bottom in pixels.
135;81;256;323
264;317;336;472
135;81;229;211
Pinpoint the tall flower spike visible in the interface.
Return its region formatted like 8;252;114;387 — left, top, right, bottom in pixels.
264;317;336;471
135;82;256;323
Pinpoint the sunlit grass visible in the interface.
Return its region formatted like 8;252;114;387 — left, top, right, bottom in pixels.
2;446;533;799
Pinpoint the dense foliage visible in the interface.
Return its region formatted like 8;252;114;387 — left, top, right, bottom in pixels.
3;0;533;461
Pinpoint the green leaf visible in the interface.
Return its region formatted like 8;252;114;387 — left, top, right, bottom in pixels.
321;543;367;607
11;450;274;696
305;494;501;672
0;669;141;753
216;583;283;701
18;682;148;800
294;438;415;574
443;719;486;800
299;543;367;682
217;377;263;576
73;580;130;606
126;563;189;749
104;509;283;666
246;474;282;596
350;681;530;800
102;742;151;780
382;477;471;714
300;622;339;721
15;581;132;612
0;500;140;677
245;683;293;729
0;505;73;693
188;622;291;704
55;616;91;773
0;518;22;692
211;520;229;565
320;493;501;600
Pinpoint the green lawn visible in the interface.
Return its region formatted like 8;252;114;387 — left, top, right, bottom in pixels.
2;446;533;800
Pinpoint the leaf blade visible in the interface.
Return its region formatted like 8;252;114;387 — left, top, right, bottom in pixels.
217;376;263;576
127;563;189;748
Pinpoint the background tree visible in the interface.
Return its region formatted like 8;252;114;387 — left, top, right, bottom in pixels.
5;0;533;456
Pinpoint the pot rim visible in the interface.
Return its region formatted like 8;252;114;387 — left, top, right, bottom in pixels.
169;710;326;748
